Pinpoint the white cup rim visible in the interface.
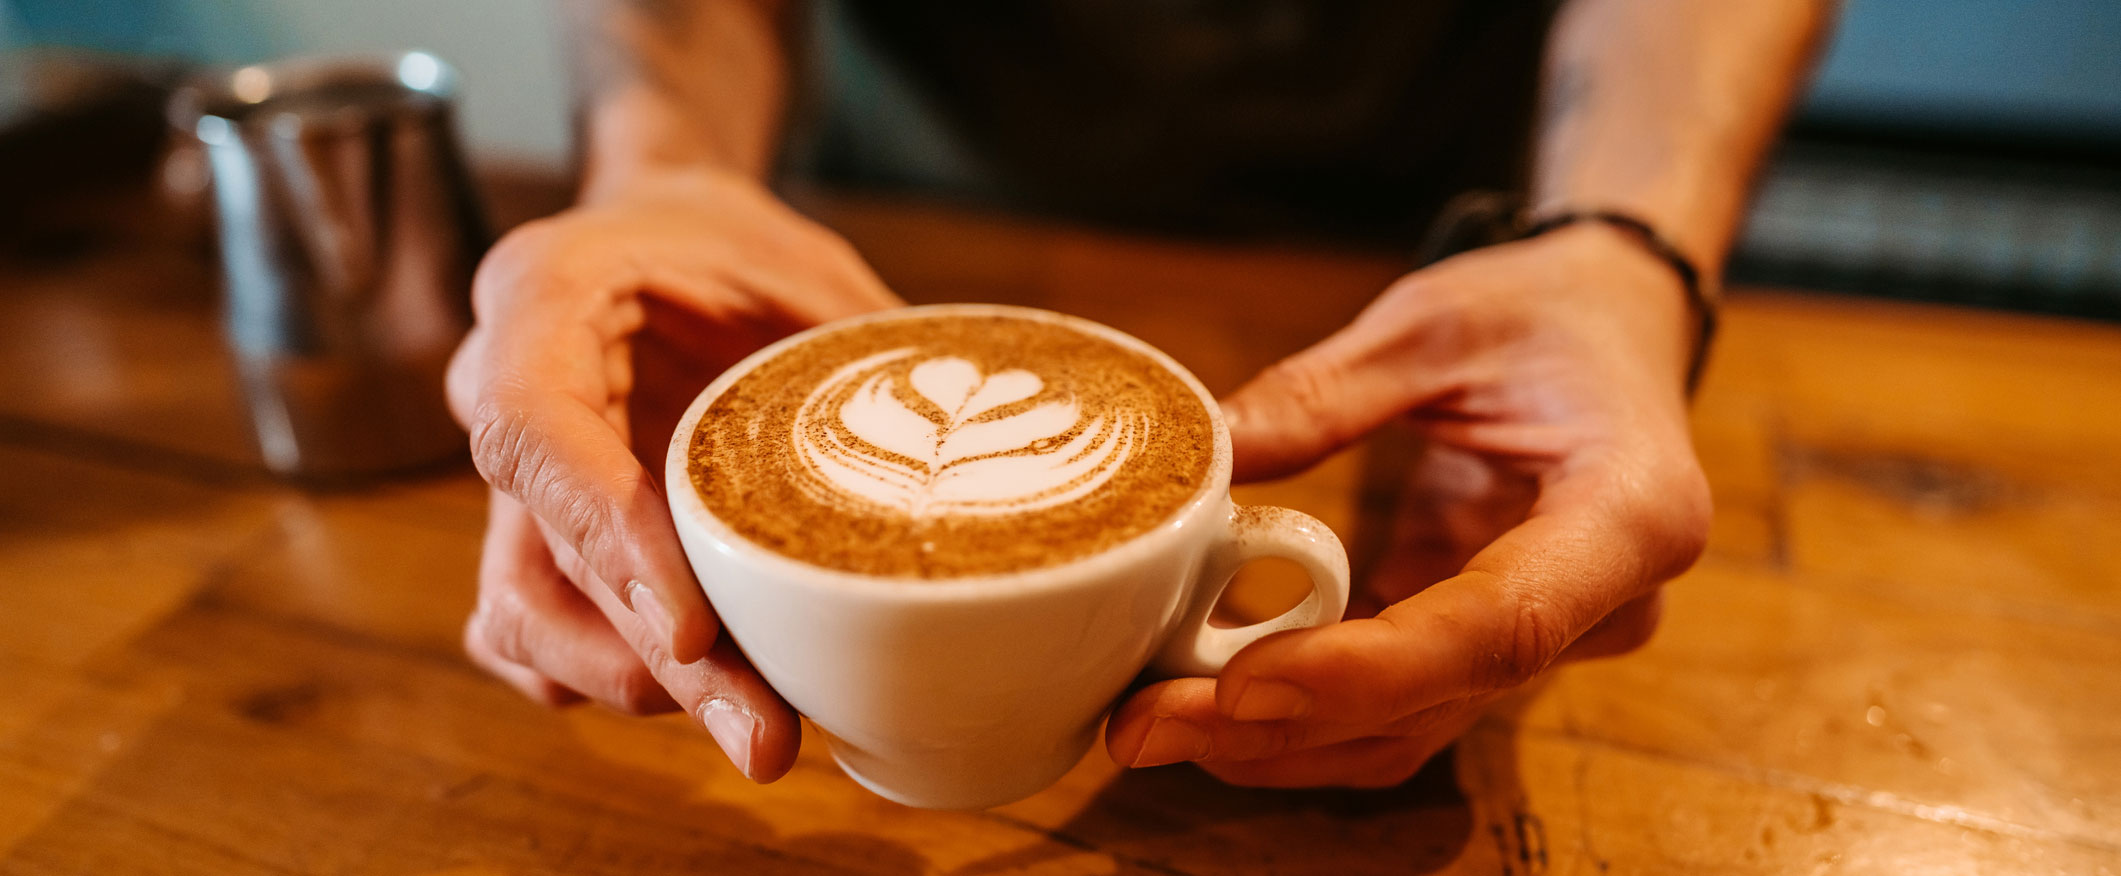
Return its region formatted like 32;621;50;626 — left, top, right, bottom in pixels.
664;303;1234;600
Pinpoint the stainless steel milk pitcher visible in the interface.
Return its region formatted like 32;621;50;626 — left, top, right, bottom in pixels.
172;51;486;478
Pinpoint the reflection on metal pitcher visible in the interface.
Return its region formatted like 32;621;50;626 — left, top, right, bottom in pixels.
171;51;486;478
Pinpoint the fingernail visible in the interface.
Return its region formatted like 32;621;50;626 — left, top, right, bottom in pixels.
1229;679;1311;721
698;700;757;779
624;581;676;648
1131;718;1211;768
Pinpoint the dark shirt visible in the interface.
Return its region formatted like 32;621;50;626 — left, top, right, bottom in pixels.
810;0;1558;242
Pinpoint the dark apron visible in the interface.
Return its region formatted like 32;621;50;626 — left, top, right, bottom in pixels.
800;0;1558;243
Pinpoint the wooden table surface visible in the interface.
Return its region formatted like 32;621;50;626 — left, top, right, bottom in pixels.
3;183;2119;875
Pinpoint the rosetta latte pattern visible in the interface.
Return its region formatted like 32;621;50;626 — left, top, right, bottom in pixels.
688;311;1213;577
792;350;1145;519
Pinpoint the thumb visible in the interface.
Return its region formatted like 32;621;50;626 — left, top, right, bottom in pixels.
1220;316;1430;482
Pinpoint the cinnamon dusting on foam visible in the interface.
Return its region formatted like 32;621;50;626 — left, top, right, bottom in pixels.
688;313;1212;578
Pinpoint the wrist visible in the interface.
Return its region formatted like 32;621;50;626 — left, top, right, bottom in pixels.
1519;204;1718;394
582;162;759;212
1530;200;1719;287
1531;222;1703;392
580;85;773;205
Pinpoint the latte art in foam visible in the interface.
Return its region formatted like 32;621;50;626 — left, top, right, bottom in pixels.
794;351;1144;519
687;309;1215;578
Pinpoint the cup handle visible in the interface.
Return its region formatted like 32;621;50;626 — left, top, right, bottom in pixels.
1151;504;1351;679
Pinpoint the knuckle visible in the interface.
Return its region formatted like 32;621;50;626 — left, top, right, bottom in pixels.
1259;356;1351;444
472;219;569;311
1595;449;1714;592
443;330;485;428
551;490;629;583
1377;272;1442;307
466;395;547;497
1491;596;1570;690
1370;613;1455;718
470;595;534;666
1241;722;1312;761
472;229;538;316
1375;271;1480;327
1625;458;1714;582
463;593;579;710
518;678;575;709
509;674;576;708
712;170;773;204
1663;465;1715;567
461;613;503;668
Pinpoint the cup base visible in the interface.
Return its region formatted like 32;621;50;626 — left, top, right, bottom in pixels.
824;733;1086;810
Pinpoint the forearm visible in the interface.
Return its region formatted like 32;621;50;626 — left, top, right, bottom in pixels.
566;0;796;200
1533;0;1833;275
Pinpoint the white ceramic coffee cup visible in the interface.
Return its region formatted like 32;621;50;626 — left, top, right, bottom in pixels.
665;303;1349;809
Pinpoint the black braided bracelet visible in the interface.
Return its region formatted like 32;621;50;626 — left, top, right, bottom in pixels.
1517;209;1720;395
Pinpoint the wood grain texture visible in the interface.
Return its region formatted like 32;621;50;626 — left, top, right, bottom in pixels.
2;186;2118;874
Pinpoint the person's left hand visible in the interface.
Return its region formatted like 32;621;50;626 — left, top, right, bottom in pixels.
1104;223;1713;787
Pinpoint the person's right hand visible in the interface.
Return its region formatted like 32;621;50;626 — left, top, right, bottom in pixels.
445;166;901;782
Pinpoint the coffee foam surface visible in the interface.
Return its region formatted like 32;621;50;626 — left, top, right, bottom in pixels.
688;312;1212;578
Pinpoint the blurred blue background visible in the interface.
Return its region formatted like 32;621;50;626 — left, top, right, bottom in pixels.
1805;0;2121;145
0;0;569;163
